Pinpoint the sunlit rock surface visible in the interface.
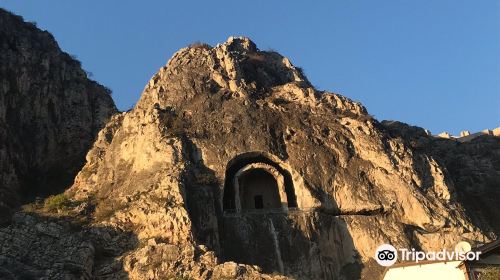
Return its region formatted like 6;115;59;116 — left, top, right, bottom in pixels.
1;10;498;280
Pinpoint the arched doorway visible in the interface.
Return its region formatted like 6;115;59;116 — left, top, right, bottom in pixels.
233;163;287;212
223;152;297;214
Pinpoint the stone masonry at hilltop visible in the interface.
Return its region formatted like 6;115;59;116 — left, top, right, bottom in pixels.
436;127;500;142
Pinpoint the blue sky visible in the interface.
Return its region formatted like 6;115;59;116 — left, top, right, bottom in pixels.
1;1;499;135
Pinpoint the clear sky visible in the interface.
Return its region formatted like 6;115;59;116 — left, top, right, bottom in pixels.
1;1;499;135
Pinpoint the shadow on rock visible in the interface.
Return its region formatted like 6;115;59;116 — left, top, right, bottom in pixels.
179;136;364;280
0;211;138;279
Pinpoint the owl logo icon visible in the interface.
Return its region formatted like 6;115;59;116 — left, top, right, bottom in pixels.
375;244;398;266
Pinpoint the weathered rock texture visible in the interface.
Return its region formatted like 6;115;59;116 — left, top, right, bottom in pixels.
382;121;500;237
0;20;498;280
0;9;117;221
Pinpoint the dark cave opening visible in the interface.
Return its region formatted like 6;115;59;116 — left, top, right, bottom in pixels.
222;152;297;212
239;169;281;210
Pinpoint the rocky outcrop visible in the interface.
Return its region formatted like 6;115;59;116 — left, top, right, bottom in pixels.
0;9;117;222
3;36;486;280
382;121;500;237
0;212;95;279
0;24;498;279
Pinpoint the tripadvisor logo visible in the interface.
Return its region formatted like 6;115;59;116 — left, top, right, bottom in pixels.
375;244;398;266
374;242;481;267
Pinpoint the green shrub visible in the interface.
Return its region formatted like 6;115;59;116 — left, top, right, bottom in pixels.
44;194;70;212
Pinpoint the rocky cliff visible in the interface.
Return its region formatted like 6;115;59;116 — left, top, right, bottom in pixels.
382;121;500;236
0;13;498;279
0;9;117;222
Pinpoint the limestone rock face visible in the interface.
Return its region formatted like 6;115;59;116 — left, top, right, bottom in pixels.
54;36;491;279
0;9;117;221
382;121;500;236
0;212;95;279
0;28;498;279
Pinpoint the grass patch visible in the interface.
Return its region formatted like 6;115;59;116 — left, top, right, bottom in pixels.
19;194;93;231
44;194;70;212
